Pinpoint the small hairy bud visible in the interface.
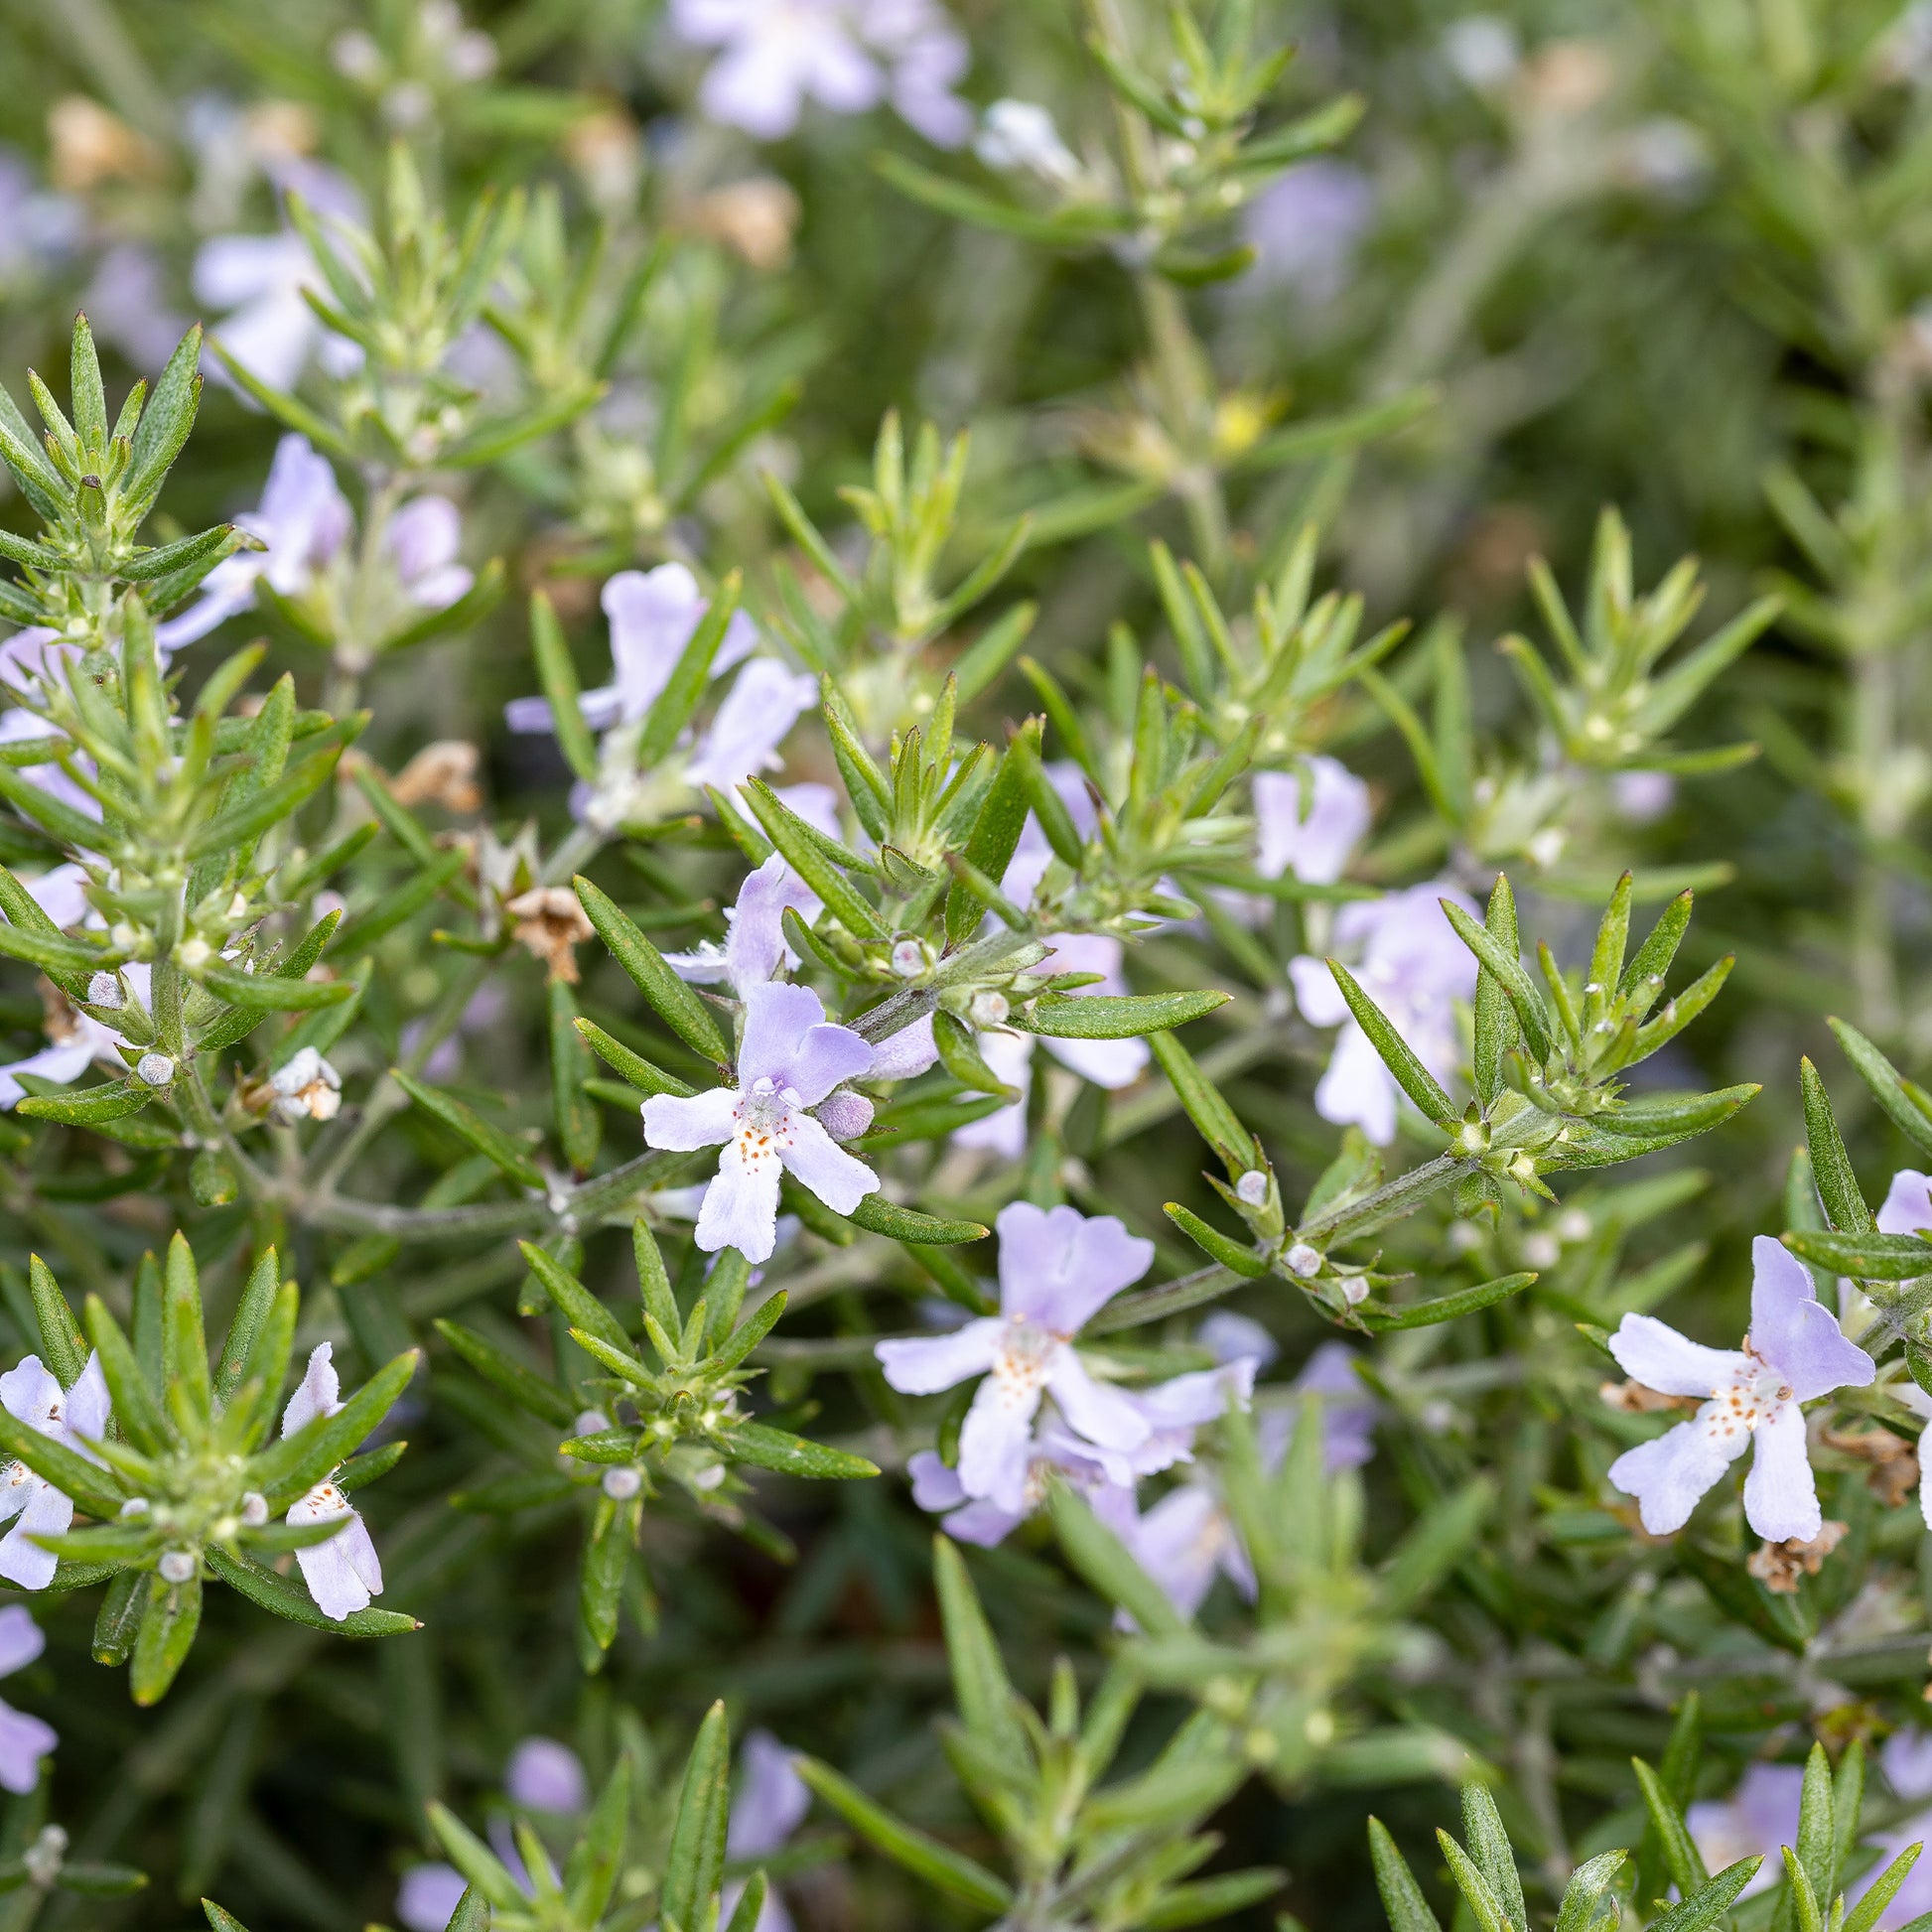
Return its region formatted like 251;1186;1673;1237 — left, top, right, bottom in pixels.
158;1550;196;1584
969;990;1009;1027
240;1491;268;1527
602;1466;643;1499
136;1052;176;1086
1286;1241;1321;1278
86;970;121;1008
1235;1170;1270;1206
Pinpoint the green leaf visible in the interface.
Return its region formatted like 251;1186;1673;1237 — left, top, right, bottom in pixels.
250;1348;419;1509
1648;1858;1762;1932
204;1546;420;1637
1803;1058;1877;1225
728;1423;879;1479
1829;1017;1932;1162
1164;1202;1269;1277
841;1194;989;1245
1357;1274;1536;1332
1368;1818;1444;1932
1324;960;1455;1123
16;1079;155;1125
328;848;466;958
661;1702;733;1931
1439;895;1552;1062
197;961;354;1011
1552;1851;1627;1932
575;877;730;1063
528;591;601;785
1376;1477;1491;1614
792;1755;1014;1913
130;1571;203;1705
1048;1477;1185;1635
1459;1788;1527;1932
1436;1834;1515;1932
1846;1843;1924;1932
1017;988;1229;1039
392;1069;545;1191
29;1255;86;1389
1632;1758;1707;1895
932;1537;1030;1772
741;780;886;941
1782;1228;1932;1279
1472;875;1520;1107
434;1319;577;1428
1148;1029;1255;1174
574;1017;695;1097
519;1241;631;1357
635;570;743;766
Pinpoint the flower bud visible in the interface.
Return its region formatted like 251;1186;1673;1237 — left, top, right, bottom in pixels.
240;1491;268;1527
891;937;926;978
86;971;121;1009
158;1549;196;1584
814;1089;875;1141
602;1466;642;1499
1235;1170;1270;1206
177;936;211;970
969;990;1009;1027
136;1052;176;1086
118;1497;149;1519
1286;1241;1321;1278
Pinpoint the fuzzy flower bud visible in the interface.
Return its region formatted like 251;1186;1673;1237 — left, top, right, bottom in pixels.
890;937;926;978
86;972;121;1009
969;990;1009;1027
158;1550;196;1584
602;1466;642;1499
136;1052;176;1087
1286;1242;1322;1278
1235;1170;1270;1206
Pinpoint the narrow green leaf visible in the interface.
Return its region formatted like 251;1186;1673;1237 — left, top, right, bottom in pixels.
575;877;730;1063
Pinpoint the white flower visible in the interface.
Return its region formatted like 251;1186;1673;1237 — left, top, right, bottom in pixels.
0;1354;110;1590
269;1046;343;1123
641;981;878;1263
280;1344;385;1621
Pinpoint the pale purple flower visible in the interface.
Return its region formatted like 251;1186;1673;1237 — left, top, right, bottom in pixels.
1197;1311;1278;1371
641;981;877;1263
505;1736;588;1814
0;629;105;823
1001;761;1096;909
83;244;191;370
665;854;820;996
506;565;756;737
280;1344;385;1620
1865;1170;1932;1529
0;1609;56;1794
1686;1763;1801;1899
1288;1340;1378;1473
868;1011;939;1079
1611;770;1676;824
158;434;350;649
672;0;972;148
1606;1238;1874;1543
949;1030;1035;1159
876;1202;1156;1512
907;1421;1128;1547
195;163;366;392
683;657;821;793
1114;1478;1254;1619
397;1864;470;1932
386;496;475;610
1253;759;1372;887
1288;883;1480;1145
0;151;78;288
0;1354;109;1590
1241;162;1376;303
724;1730;811;1932
1082;1357;1259;1489
1863;1730;1932;1926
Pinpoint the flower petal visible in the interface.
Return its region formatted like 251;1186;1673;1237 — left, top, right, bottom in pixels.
778;1110;876;1213
1877;1170;1932;1236
1312;1023;1398;1146
1046;1349;1152;1453
1127;1484;1234;1618
281;1341;343;1437
939;1498;1030;1547
397;1866;472;1932
0;1358;60;1434
738;981;827;1086
1607;1314;1746;1398
641;1086;740;1152
907;1449;967;1513
729;1730;810;1860
694;1138;784;1264
0;1482;68;1591
1748;1236;1873;1401
684;660;818;792
867;1012;938;1079
293;1505;382;1620
1742;1398;1822;1544
782;1024;874;1108
0;1607;44;1679
1287;954;1350;1028
956;1368;1043;1512
995;1201;1153;1330
1607;1417;1737;1536
506;1737;588;1814
874;1318;1002;1395
0;1697;54;1794
725;855;820;994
